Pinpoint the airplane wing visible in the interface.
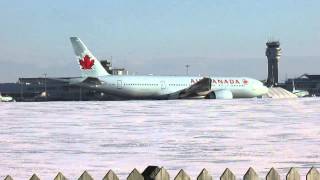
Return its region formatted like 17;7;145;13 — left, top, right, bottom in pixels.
169;77;212;99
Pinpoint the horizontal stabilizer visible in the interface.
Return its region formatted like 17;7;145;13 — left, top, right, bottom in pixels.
49;77;102;86
81;77;102;85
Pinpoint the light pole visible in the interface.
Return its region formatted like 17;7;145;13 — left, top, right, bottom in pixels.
20;78;24;101
185;64;190;75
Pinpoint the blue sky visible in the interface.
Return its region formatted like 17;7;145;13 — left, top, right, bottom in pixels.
0;0;319;82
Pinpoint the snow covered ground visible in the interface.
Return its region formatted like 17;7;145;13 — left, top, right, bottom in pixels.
0;98;320;179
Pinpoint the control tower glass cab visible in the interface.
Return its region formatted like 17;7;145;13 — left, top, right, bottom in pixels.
265;41;282;87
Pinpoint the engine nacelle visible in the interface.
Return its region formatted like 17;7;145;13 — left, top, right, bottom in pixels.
206;90;233;99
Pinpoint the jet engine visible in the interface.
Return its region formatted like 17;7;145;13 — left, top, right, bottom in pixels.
205;90;233;99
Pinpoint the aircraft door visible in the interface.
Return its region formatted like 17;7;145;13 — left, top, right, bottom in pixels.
117;80;122;89
160;81;166;90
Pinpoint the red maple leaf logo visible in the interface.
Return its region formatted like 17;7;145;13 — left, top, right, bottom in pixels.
79;55;94;69
243;79;249;85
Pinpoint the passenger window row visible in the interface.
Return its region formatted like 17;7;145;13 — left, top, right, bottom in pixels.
214;84;244;87
123;83;159;86
169;84;188;86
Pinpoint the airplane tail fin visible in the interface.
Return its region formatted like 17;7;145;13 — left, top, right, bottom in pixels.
70;37;110;77
292;79;296;91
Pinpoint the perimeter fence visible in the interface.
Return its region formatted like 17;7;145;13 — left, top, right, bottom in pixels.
3;166;320;180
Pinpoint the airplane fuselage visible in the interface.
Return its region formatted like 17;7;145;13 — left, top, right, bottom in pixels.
90;75;268;99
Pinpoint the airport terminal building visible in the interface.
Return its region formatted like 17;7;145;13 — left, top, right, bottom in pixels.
0;77;120;101
281;74;320;96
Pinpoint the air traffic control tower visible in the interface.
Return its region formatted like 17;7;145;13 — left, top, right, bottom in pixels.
266;41;282;87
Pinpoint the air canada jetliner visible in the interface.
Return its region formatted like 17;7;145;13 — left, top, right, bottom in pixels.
68;37;268;100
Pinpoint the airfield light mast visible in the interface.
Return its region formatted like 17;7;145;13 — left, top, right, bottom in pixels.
185;64;190;75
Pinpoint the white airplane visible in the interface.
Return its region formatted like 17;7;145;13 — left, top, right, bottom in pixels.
0;93;14;102
68;37;268;100
292;79;309;97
